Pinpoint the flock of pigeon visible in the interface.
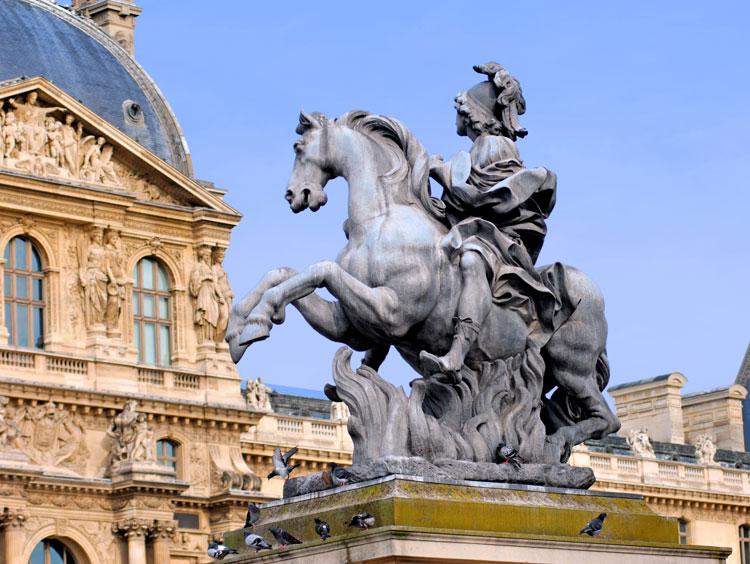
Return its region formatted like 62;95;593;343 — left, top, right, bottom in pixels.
206;444;610;560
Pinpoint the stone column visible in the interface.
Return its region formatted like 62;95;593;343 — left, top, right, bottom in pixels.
1;509;28;564
149;520;177;564
113;518;150;564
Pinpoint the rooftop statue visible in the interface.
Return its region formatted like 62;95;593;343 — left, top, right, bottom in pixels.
227;63;620;488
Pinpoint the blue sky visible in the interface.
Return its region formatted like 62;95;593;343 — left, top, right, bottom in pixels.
134;1;749;394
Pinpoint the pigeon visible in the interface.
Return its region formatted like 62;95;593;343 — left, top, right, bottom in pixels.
267;446;300;479
329;462;354;487
244;502;261;529
580;512;607;536
348;512;376;530
244;532;272;552
207;541;238;560
496;442;524;470
314;517;331;540
269;526;302;549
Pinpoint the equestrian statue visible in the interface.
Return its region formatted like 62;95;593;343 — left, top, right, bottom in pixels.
227;62;620;490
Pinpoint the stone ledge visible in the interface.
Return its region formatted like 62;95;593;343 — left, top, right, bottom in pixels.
222;475;728;562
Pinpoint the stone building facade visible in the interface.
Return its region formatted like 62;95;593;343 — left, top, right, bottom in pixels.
0;2;352;563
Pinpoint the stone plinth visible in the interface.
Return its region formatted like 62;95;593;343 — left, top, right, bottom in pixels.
110;460;177;483
223;475;730;563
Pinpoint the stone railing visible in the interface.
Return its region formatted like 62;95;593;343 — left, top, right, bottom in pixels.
570;449;750;495
249;413;352;453
0;346;205;394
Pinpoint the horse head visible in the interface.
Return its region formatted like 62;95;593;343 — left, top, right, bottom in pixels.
285;110;332;213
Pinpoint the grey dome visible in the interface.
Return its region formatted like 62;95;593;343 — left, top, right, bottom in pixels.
0;0;192;176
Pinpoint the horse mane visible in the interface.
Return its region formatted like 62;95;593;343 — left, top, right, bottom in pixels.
335;110;446;221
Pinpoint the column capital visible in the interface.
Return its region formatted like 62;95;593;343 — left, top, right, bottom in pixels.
149;519;177;541
0;508;27;529
112;518;151;538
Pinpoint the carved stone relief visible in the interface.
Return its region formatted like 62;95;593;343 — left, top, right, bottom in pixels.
0;92;121;187
7;400;88;473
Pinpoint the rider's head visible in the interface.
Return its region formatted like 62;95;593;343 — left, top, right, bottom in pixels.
455;62;528;142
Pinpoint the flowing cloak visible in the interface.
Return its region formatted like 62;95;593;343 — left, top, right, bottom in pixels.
440;135;572;344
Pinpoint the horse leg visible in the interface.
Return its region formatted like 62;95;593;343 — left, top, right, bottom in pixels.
239;260;405;346
419;250;491;377
542;268;620;461
229;267;366;362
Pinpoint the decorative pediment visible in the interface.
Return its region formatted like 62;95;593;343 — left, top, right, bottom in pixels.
0;77;237;214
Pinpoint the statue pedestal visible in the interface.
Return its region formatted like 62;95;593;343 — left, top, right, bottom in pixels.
110;460;176;484
222;475;730;563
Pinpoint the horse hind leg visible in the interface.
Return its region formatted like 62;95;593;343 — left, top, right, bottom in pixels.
542;267;620;461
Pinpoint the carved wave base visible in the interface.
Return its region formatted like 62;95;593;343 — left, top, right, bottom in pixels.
324;345;575;487
283;455;594;497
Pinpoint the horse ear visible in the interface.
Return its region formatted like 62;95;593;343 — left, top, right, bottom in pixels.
296;109;320;134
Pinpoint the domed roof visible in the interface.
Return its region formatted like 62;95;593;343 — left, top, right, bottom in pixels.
0;0;192;176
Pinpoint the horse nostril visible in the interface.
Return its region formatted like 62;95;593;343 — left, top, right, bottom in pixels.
284;189;294;203
302;188;311;205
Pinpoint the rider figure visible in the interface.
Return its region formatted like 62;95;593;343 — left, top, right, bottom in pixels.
419;62;559;377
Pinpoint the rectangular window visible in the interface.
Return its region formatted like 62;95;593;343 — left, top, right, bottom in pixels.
14;237;26;269
740;525;750;564
143;323;156;365
4;302;12;339
134;323;141;363
174;512;200;530
32;278;42;300
15;275;27;299
159;325;170;366
3;273;11;297
16;304;28;347
33;307;43;348
678;520;688;545
143;295;154;317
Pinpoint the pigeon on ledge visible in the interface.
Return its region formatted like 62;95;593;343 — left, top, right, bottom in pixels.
269;526;302;550
207;541;237;560
314;517;331;540
348;512;376;530
244;532;272;552
580;513;607;537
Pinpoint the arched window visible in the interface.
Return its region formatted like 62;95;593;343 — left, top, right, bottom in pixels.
29;538;78;564
133;258;171;366
4;236;44;348
156;438;179;472
741;525;750;564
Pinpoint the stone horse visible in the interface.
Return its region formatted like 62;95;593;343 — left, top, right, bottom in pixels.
227;110;619;465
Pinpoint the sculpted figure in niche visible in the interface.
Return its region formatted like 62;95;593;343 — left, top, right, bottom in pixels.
130;413;156;462
212;247;233;344
694;434;717;465
0;395;21;450
107;400;156;466
78;226;108;328
627;427;656;459
190;246;223;345
1;111;18;162
103;229;127;332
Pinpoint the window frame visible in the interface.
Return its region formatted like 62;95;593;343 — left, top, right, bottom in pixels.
156;438;179;472
29;537;78;564
678;518;688;545
740;524;750;564
132;257;172;366
3;236;45;349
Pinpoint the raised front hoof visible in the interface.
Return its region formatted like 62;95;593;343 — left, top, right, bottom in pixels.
227;338;248;364
419;351;460;383
238;321;271;346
